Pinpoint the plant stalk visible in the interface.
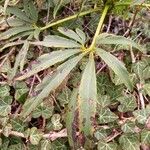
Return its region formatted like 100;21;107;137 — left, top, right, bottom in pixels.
89;5;109;50
40;2;149;31
40;8;100;31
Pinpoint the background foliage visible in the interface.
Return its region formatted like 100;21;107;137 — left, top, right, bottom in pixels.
0;0;150;149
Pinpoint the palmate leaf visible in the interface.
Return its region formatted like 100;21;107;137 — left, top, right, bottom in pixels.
14;82;29;104
11;118;27;132
0;85;10;98
51;139;67;149
98;141;118;150
119;133;140;150
143;83;150;96
0;96;12;117
8;143;24;150
131;61;147;80
57;87;72;107
141;129;150;146
98;108;118;124
117;95;137;112
51;114;63;131
96;48;132;90
29;127;43;145
121;121;136;133
40;139;51;150
133;107;150;124
15;49;81;80
21;54;84;118
32;103;53;119
96;33;145;52
97;95;111;108
94;128;111;141
31;35;81;48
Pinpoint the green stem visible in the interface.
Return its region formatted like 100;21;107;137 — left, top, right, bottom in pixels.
40;8;100;31
115;2;150;7
89;5;109;50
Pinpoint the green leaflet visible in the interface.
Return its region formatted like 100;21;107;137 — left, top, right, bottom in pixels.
96;33;145;52
15;49;81;80
78;54;97;136
58;27;86;45
31;35;81;48
53;0;63;18
52;0;70;18
10;31;33;41
20;54;84;118
96;48;132;90
23;0;38;23
0;41;24;52
10;41;29;79
66;89;79;149
76;28;86;44
6;6;32;23
0;26;34;40
66;54;97;149
0;17;26;27
66;54;97;148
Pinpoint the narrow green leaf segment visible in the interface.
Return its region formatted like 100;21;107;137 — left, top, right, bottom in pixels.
66;54;97;149
78;53;97;136
96;48;132;90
